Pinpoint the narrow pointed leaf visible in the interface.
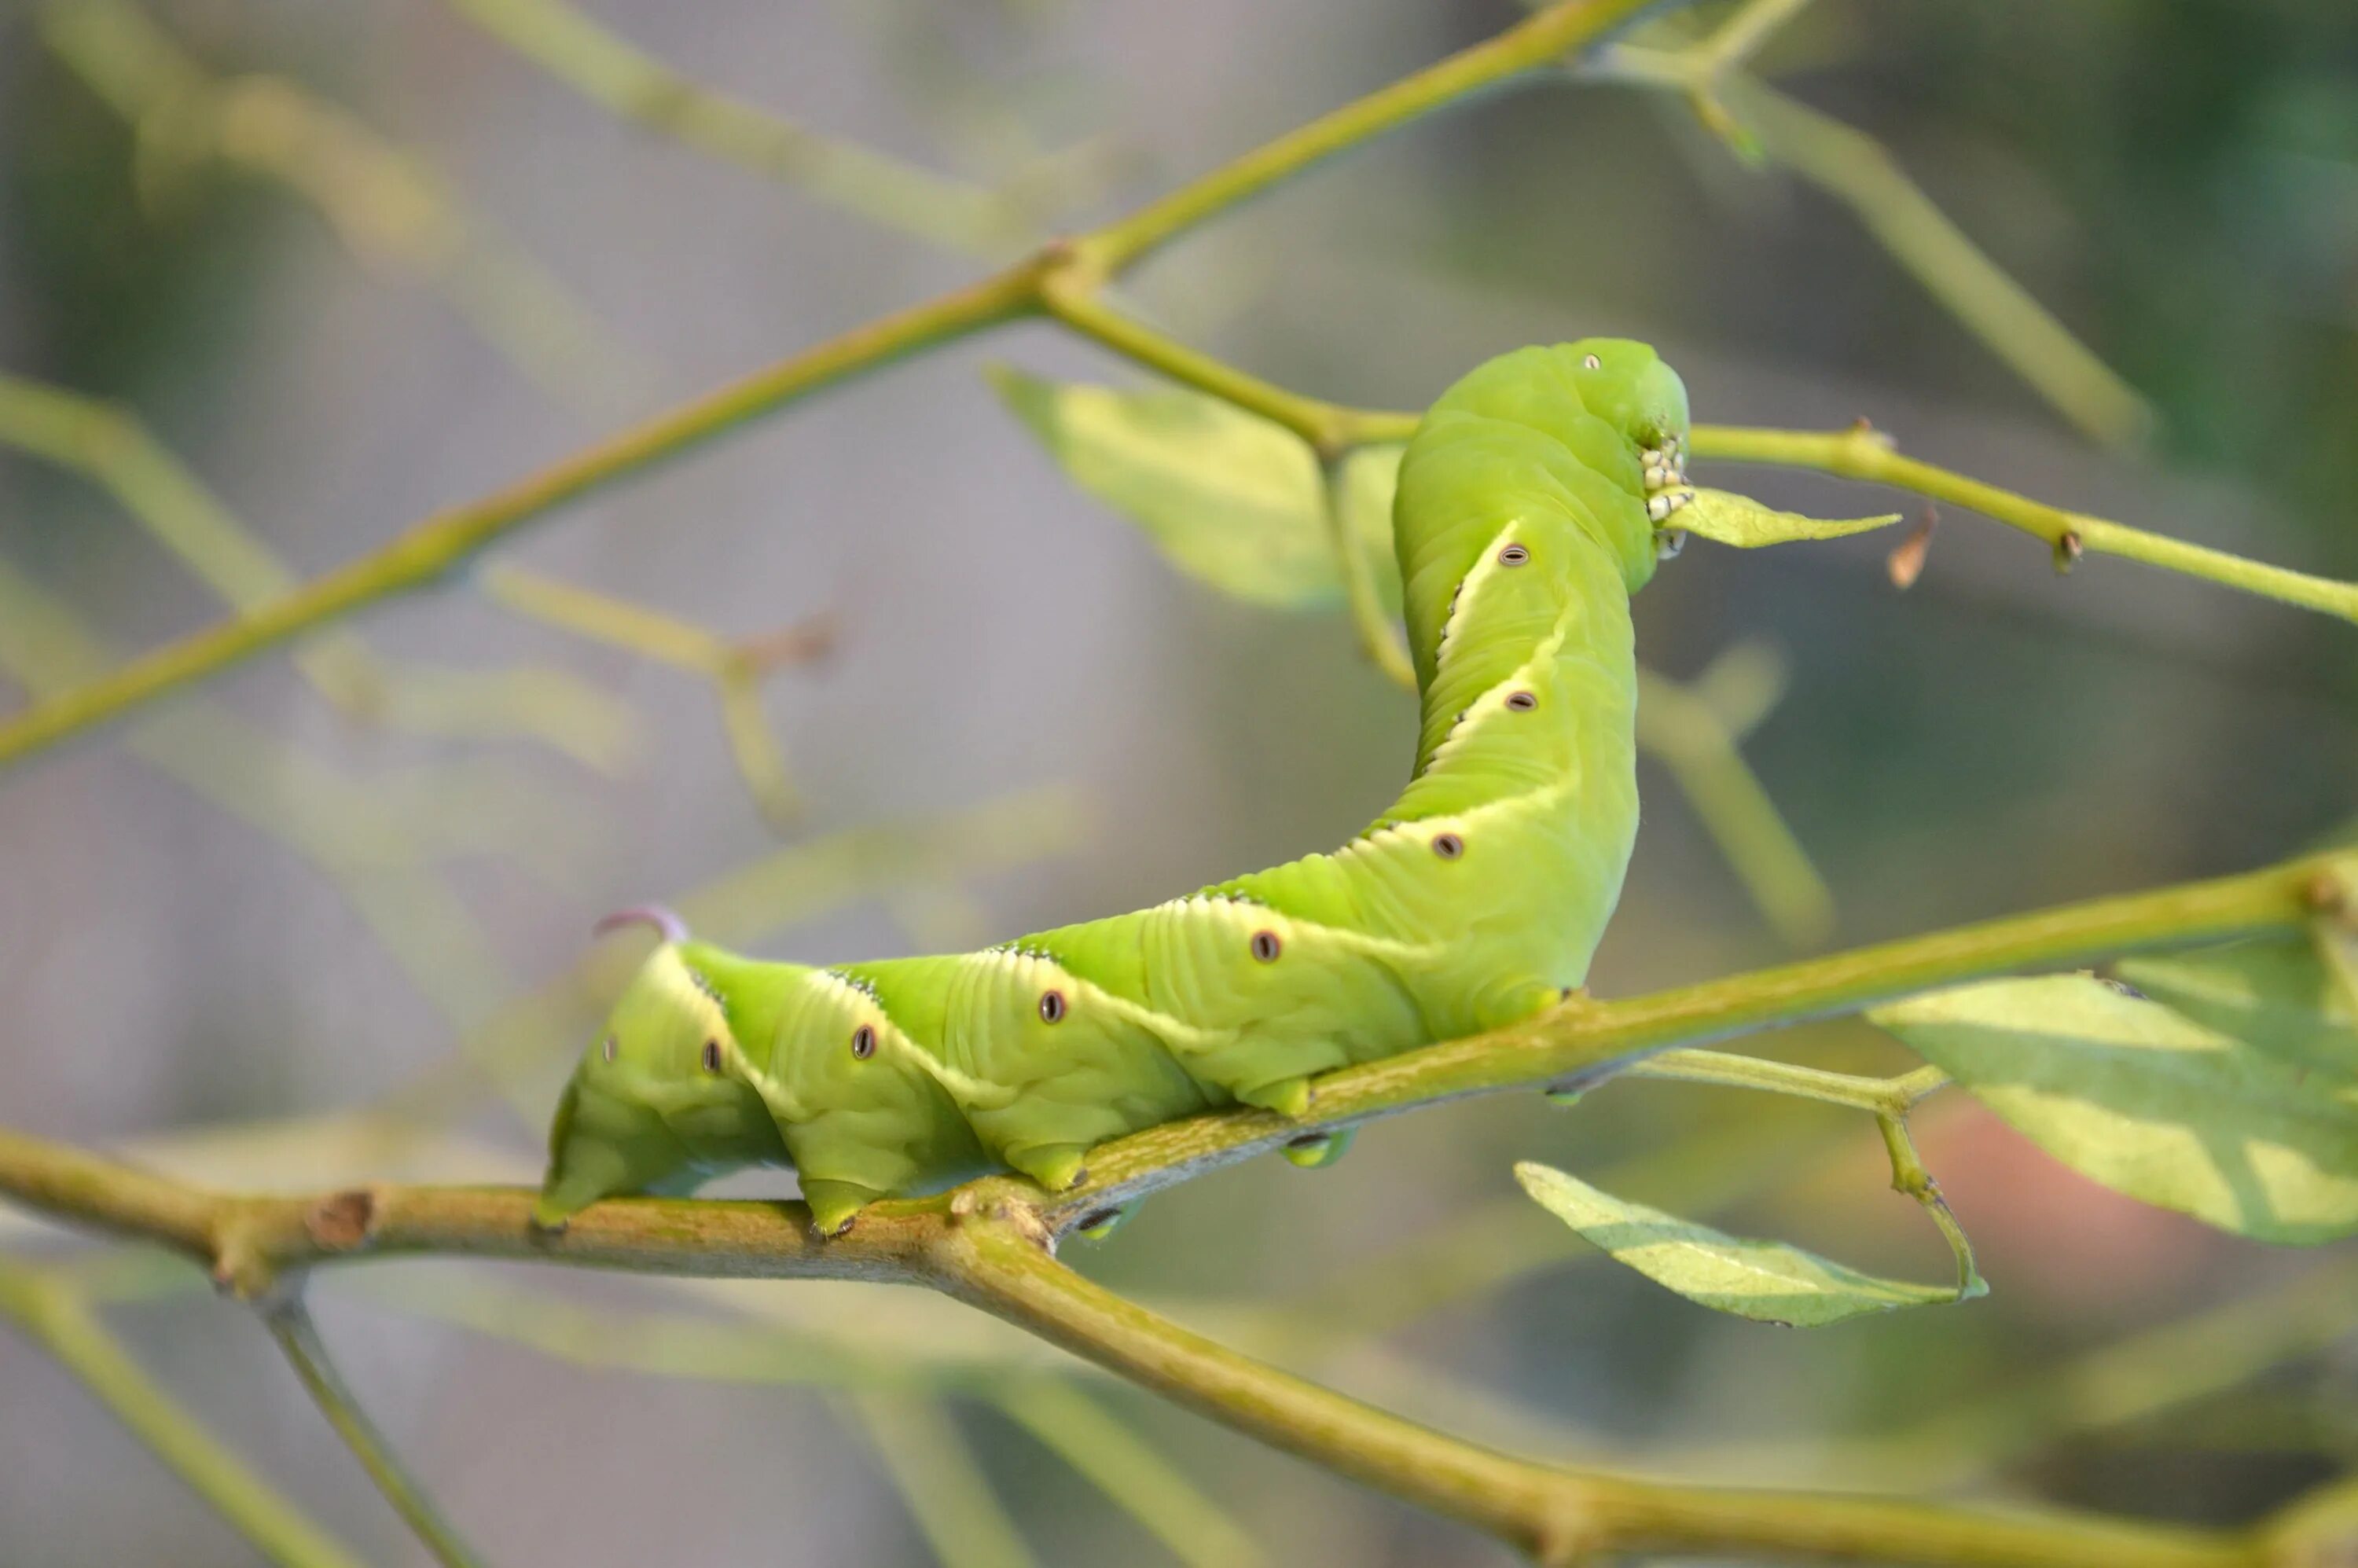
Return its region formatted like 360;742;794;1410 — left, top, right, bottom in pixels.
1514;1162;1966;1326
1675;488;1902;549
1871;973;2358;1243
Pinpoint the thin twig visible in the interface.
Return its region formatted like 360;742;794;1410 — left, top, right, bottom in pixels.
264;1296;491;1568
1589;3;2152;447
0;372;636;767
841;1393;1040;1568
1628;1048;1946;1114
1634;664;1836;946
439;0;1037;255
1688;422;2358;622
991;1380;1264;1568
0;0;1656;770
0;1262;369;1568
41;0;637;411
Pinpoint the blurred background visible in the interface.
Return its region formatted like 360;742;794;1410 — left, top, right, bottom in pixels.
2;2;2356;1564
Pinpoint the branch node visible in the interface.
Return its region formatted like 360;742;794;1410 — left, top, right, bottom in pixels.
2304;869;2352;920
304;1188;380;1253
997;1197;1058;1257
1531;1489;1608;1567
208;1232;274;1302
2054;529;2084;573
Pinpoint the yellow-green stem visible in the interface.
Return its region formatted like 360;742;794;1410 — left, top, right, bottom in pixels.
0;259;1047;770
266;1298;490;1568
1691;424;2358;623
0;1265;369;1568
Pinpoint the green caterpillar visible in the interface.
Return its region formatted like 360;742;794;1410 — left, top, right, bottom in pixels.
537;340;1696;1236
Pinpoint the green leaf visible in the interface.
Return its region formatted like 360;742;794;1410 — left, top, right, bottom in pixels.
2115;935;2358;1080
1870;973;2358;1243
1674;488;1903;549
1513;1162;1968;1326
987;365;1346;608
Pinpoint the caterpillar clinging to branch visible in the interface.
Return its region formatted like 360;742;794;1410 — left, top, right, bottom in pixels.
537;340;1698;1236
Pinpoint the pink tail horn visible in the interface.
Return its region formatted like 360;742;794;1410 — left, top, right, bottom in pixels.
593;905;689;945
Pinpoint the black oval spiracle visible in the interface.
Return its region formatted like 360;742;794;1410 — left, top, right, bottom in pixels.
1432;832;1465;860
1250;930;1282;963
1497;542;1530;567
850;1023;877;1059
700;1039;722;1072
1505;689;1537;711
1038;989;1068;1024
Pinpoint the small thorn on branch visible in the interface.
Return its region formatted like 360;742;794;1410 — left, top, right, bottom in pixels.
2053;530;2084;573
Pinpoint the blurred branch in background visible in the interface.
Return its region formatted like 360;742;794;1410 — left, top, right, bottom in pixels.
6;847;2351;1562
342;1272;1264;1567
384;781;1093;1128
0;556;530;1055
0;1256;369;1568
0;370;641;770
0;1117;2321;1568
37;0;642;416
1664;1248;2358;1490
5;0;2347;775
1635;644;1835;946
1585;0;2154;446
476;565;836;831
437;0;1072;256
0;0;1666;769
991;1381;1264;1568
843;1394;1043;1568
5;2;2355;1561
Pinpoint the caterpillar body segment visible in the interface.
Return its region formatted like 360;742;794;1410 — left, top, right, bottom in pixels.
539;340;1693;1236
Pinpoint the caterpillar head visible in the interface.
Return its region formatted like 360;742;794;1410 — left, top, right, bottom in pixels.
534;911;791;1229
1557;338;1694;571
1419;340;1692;591
1559;337;1690;458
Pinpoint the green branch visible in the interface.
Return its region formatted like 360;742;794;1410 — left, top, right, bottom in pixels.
1689;424;2358;623
0;1175;2275;1567
439;0;1036;255
0;0;1649;772
1049;848;2340;1225
1;849;2344;1562
843;1393;1040;1568
1073;0;1658;277
1592;23;2151;447
936;1208;2254;1568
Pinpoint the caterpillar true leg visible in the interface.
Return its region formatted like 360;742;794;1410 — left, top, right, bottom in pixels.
541;340;1691;1233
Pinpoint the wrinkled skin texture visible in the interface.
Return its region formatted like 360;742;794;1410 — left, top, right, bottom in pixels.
538;340;1693;1234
